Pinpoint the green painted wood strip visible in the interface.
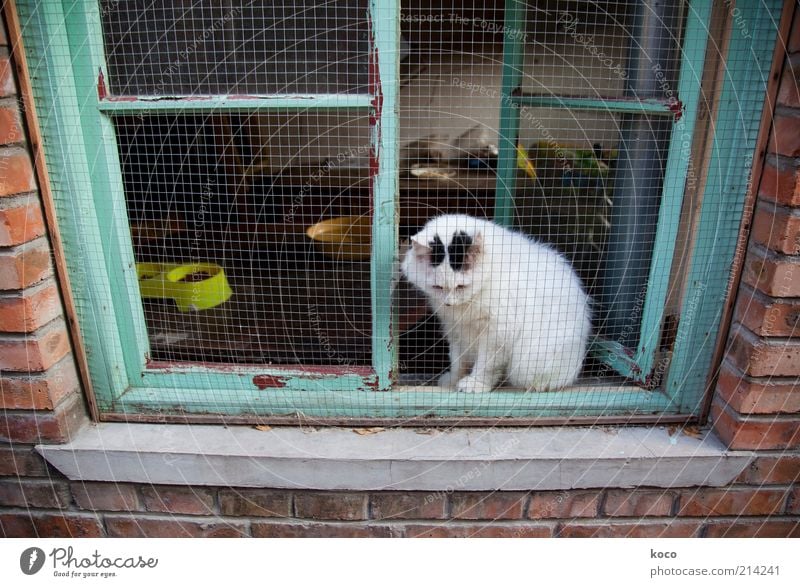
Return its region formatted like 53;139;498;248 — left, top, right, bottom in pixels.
512;94;677;115
369;0;400;390
493;0;526;227
140;368;377;394
97;94;373;113
589;339;644;382
633;0;713;381
17;0;128;411
62;0;150;383
113;384;675;419
665;0;783;414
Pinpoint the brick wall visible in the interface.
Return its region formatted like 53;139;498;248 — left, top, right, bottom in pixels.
0;6;88;465
712;3;800;453
1;7;799;538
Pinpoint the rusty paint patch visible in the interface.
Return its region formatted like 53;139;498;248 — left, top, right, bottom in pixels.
367;9;383;187
97;68;107;100
253;374;289;390
669;99;683;121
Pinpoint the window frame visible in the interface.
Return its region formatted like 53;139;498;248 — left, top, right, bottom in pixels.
18;0;781;423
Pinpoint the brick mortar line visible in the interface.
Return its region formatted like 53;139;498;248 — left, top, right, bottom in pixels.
0;351;74;377
736;281;800;307
720;354;800;384
730;319;800;346
747;240;800;263
715;396;800;422
755;197;800;219
0;191;38;208
0;275;57;299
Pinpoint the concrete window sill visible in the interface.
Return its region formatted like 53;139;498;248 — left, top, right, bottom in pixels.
37;423;751;490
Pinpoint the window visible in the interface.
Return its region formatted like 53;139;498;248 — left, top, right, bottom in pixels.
19;0;780;422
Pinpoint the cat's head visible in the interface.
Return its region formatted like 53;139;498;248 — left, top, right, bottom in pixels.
402;215;485;307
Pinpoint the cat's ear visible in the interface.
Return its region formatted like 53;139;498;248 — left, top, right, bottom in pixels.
411;235;430;257
464;232;483;269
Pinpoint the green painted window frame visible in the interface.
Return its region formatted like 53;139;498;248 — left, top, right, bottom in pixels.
18;0;781;422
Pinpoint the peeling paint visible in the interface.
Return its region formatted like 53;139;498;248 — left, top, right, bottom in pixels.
669;99;684;121
96;68;106;100
253;374;289;390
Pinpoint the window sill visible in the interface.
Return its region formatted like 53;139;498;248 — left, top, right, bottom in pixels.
36;423;753;490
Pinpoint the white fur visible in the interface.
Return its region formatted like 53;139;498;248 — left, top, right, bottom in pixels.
401;214;592;392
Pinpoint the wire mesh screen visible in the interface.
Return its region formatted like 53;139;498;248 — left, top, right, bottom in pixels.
117;111;373;365
100;0;369;95
80;0;735;403
395;0;680;384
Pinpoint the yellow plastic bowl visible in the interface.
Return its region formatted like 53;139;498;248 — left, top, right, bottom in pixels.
306;216;372;261
136;262;232;312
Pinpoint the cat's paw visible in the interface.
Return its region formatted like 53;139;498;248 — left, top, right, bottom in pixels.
437;371;459;388
456;375;492;393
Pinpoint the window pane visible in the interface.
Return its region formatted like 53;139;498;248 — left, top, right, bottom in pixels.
100;0;369;96
115;111;373;365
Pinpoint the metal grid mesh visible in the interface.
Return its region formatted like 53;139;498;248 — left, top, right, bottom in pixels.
117;110;373;365
93;1;712;395
101;0;369;95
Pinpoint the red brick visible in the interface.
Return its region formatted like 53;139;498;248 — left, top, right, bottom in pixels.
603;490;675;517
716;360;800;415
218;489;291;517
736;455;800;484
704;519;800;537
0;52;15;97
788;486;800;514
777;56;800;108
0;512;35;537
0;195;46;246
252;522;393;538
0;319;70;372
72;482;140;512
726;324;800;378
0;478;70;508
406;523;553;538
711;399;800;450
742;246;800;297
294;492;367;521
31;513;104;537
0;101;23;144
734;287;800;337
0;356;80;410
750;202;800;254
370;492;447;520
0;280;62;333
0;444;50;476
141;485;215;515
758;161;800;207
768;111;800;157
558;521;700;538
449;492;527;520
105;515;246;538
0;237;52;290
0;147;36;197
0;392;88;444
677;488;789;517
528;491;599;519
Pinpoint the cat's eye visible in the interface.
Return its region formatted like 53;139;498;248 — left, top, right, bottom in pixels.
432;285;444;291
455;285;466;290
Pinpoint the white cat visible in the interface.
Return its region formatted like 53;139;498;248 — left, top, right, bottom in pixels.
401;214;591;392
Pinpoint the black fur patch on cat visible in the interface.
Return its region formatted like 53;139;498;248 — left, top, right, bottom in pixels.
448;231;473;272
429;235;445;266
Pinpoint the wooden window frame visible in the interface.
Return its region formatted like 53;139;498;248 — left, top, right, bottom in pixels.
15;0;782;424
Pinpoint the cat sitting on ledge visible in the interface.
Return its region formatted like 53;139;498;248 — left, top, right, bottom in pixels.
401;214;591;392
